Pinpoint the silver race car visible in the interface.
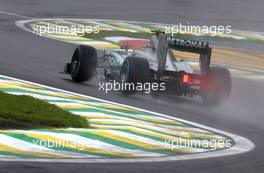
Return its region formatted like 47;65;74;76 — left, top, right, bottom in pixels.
64;31;231;105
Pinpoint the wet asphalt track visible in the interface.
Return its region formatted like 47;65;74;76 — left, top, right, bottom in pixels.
0;0;264;172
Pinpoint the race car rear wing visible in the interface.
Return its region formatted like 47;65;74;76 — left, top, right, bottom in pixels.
167;38;210;54
152;30;212;75
167;37;212;74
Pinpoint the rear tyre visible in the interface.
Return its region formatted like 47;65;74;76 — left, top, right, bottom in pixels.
202;66;231;105
70;45;97;82
120;57;150;94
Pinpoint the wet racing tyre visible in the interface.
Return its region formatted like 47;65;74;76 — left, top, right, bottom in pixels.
120;56;150;94
70;45;97;82
202;66;231;105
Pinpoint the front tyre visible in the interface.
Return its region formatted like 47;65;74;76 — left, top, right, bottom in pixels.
70;45;97;82
202;66;231;105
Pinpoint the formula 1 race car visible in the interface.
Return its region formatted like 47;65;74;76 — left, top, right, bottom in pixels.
63;31;231;105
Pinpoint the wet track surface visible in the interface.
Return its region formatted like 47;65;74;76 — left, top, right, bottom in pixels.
0;0;264;172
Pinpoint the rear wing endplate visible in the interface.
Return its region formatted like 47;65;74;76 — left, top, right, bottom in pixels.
167;37;212;74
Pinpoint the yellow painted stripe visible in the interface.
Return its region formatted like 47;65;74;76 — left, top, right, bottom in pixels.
0;81;42;89
79;43;119;49
0;143;65;158
57;105;91;109
0;85;13;88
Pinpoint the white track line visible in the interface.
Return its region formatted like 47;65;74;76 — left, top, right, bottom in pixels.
0;10;31;19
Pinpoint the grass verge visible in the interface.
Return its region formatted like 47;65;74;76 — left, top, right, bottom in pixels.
0;92;89;129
